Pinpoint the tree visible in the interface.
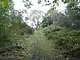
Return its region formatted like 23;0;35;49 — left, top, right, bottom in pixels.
44;0;80;28
25;10;44;28
42;0;80;60
65;1;80;28
0;0;34;60
42;15;53;28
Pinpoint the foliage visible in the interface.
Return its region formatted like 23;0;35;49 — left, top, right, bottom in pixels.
47;9;53;14
0;0;8;7
0;1;34;60
23;30;54;60
43;25;80;60
55;29;80;59
26;10;44;28
43;0;80;29
1;0;80;60
53;0;78;3
23;0;32;8
42;16;53;28
65;1;80;28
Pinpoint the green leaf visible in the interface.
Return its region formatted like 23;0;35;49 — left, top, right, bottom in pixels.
65;0;70;3
62;0;70;3
0;0;8;7
47;9;53;14
53;0;57;3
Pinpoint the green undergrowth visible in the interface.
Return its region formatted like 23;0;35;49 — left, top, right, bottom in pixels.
23;29;54;60
43;25;80;60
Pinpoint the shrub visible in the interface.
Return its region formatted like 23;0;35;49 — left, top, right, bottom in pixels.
44;25;80;60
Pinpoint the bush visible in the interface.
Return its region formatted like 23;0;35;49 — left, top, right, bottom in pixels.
44;25;80;60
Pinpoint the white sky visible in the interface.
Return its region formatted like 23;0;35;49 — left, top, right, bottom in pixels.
13;0;67;13
13;0;25;10
13;0;67;28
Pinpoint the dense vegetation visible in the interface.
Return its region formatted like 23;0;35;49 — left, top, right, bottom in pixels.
0;1;34;60
43;25;80;60
0;0;80;60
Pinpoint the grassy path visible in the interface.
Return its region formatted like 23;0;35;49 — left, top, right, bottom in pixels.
24;29;53;60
